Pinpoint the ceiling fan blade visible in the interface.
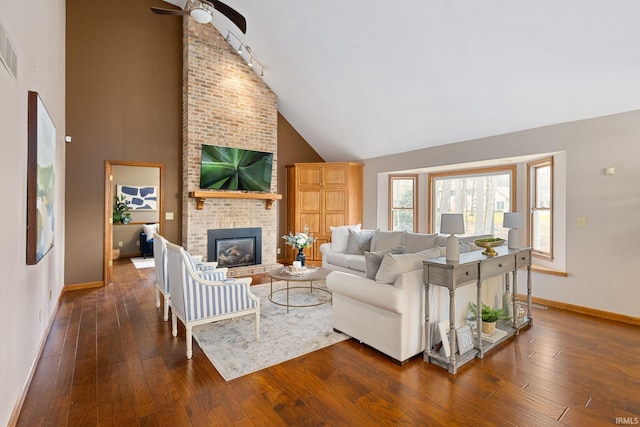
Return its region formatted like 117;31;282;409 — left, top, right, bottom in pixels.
150;7;189;16
205;0;247;34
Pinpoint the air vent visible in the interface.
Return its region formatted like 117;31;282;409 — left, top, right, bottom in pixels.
0;18;18;81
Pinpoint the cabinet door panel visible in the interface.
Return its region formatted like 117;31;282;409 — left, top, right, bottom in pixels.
313;237;330;261
324;189;347;212
323;165;348;186
298;190;320;212
324;213;347;235
298;168;321;186
300;214;320;236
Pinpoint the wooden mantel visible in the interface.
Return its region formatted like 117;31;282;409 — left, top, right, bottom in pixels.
188;191;282;210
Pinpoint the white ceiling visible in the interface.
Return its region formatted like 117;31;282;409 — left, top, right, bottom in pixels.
166;0;640;162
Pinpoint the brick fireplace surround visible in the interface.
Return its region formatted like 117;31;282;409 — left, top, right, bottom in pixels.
182;19;280;276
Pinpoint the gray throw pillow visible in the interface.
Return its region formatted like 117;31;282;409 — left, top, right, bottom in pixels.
345;229;375;255
364;246;406;279
370;230;405;251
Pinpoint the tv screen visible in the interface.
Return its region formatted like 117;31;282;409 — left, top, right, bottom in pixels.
199;145;274;192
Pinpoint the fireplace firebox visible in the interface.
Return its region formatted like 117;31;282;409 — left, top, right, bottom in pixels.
207;227;262;268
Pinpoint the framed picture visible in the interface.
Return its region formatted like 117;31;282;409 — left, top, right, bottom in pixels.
456;324;475;355
438;320;452;358
26;91;56;265
117;185;158;210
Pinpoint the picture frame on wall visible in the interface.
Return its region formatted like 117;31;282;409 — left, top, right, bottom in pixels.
26;91;56;265
116;185;158;211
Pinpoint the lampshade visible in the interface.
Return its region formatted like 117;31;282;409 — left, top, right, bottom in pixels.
503;212;524;229
440;214;465;235
190;7;213;24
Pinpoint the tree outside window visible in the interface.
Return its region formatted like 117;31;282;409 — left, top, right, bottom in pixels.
429;166;516;239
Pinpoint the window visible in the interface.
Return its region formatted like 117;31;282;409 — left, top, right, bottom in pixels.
528;157;553;259
429;166;516;239
389;175;417;232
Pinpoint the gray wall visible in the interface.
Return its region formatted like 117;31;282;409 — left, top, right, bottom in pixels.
362;110;640;318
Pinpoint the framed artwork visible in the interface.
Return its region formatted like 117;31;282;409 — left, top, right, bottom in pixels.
456;325;475;355
438;320;452;358
26;91;56;265
117;185;158;210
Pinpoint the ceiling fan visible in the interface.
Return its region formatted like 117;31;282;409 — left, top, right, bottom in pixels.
151;0;247;34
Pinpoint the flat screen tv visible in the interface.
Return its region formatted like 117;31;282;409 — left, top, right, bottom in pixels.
199;144;274;192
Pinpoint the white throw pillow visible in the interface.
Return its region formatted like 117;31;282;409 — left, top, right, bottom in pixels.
330;224;361;253
415;247;441;259
143;223;159;241
375;252;426;284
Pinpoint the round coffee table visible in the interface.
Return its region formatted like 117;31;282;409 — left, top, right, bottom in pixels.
268;267;332;312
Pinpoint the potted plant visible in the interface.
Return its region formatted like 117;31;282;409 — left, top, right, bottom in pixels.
113;194;132;224
467;303;510;334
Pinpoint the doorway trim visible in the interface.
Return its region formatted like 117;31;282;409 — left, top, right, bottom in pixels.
104;160;165;285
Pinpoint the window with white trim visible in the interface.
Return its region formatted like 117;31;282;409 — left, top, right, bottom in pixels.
528;157;553;259
389;175;417;232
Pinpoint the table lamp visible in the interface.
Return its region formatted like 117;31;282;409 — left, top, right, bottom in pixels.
441;214;465;262
503;212;524;249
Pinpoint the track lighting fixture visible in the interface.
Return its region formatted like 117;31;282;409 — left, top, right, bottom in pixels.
224;30;266;77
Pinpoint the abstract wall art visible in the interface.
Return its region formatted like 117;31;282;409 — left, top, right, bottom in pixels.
27;91;56;265
117;185;158;210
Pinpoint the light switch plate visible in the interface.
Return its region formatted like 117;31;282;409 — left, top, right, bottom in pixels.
166;212;174;220
577;216;587;227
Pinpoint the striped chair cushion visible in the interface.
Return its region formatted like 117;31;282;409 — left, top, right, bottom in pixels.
197;271;226;281
184;252;198;270
183;273;256;321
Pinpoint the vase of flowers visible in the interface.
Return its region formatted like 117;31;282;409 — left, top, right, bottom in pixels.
282;226;316;267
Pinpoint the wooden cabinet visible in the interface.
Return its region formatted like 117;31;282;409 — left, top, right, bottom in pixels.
286;162;363;264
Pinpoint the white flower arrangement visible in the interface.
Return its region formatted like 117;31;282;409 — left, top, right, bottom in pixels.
282;226;316;250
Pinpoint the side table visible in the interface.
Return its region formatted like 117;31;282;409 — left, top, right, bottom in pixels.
268;267;332;313
423;246;532;374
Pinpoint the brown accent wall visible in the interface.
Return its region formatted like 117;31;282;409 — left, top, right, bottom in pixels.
65;0;182;284
277;113;324;257
65;0;322;284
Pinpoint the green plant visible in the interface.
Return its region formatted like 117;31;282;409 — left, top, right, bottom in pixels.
467;303;510;323
113;194;132;224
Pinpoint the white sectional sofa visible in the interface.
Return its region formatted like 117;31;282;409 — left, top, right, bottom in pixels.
322;226;494;364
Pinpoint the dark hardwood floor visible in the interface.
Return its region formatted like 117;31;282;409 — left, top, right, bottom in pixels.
17;259;640;426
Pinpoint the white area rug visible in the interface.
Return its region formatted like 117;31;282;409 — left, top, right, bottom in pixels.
192;281;348;381
130;257;155;269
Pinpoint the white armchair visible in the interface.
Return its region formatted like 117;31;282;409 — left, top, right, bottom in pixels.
153;234;171;321
165;241;260;359
153;234;229;321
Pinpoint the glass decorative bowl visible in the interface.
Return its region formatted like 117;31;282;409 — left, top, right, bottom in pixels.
474;238;505;257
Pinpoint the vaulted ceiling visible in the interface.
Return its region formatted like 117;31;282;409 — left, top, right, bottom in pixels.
164;0;640;162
